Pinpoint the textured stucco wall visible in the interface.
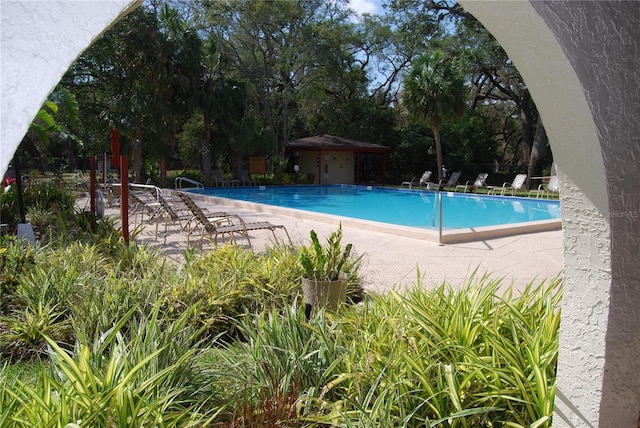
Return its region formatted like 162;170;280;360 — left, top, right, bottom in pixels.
531;2;640;426
459;1;639;426
0;0;141;177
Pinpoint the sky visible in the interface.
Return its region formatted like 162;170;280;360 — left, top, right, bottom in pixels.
349;0;381;16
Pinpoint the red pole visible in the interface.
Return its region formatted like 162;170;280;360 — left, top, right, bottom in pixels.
120;155;129;243
90;156;96;219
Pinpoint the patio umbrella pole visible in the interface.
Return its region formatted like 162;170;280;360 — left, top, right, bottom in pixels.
120;155;129;244
12;154;26;224
90;156;96;218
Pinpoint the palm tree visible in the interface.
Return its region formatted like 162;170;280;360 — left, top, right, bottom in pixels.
403;51;467;181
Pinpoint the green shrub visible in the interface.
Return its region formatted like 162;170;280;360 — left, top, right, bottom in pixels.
0;307;205;427
191;275;560;427
23;179;75;218
0;213;561;427
309;274;562;427
1;179;84;241
160;243;302;342
198;305;343;425
0;242;36;315
0;231;174;360
167;169;204;187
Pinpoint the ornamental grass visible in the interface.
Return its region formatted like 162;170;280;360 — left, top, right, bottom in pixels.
1;185;561;426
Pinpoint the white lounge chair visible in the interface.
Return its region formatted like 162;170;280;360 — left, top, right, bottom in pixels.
401;171;433;189
436;171;461;190
400;177;416;188
456;173;488;193
528;175;560;198
418;171;435;188
492;173;527;196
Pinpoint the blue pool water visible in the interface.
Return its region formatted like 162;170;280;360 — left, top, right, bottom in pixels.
189;185;560;230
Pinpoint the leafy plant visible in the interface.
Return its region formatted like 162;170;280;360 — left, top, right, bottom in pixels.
0;302;72;362
311;274;562;427
23;179;75;217
0;308;203;427
161;243;301;343
204;306;340;425
0;242;36;315
299;225;362;281
0;183;19;230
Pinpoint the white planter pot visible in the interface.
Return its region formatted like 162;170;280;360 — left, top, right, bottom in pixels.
301;272;348;313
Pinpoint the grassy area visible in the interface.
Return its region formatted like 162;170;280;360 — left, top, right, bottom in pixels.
389;183;559;199
0;180;560;426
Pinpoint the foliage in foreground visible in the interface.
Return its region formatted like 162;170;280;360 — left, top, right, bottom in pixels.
1;222;561;426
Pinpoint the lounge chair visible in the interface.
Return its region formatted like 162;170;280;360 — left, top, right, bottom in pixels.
177;192;292;250
436;171;461;190
418;171;435;188
401;171;432;189
155;193;229;244
528;175;560;198
105;183;121;207
212;169;230;187
154;193;188;243
455;173;489;193
128;189;162;225
546;175;560;197
237;169;260;186
401;177;417;189
491;173;527;196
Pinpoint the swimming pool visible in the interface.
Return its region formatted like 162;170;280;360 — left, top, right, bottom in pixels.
188;185;561;232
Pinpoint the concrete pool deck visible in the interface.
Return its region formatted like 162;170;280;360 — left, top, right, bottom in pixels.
104;192;564;295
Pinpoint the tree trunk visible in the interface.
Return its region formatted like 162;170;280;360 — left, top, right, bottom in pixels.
68;138;75;171
433;126;443;182
159;157;167;188
527;120;548;189
279;91;289;158
520;91;534;169
202;114;213;187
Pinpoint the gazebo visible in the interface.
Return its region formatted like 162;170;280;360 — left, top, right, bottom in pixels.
285;135;393;185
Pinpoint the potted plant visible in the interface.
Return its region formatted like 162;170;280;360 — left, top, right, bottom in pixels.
299;225;361;316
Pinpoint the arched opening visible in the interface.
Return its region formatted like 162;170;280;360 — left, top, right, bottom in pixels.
2;1;638;425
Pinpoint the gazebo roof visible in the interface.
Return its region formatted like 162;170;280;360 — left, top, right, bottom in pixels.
286;134;392;153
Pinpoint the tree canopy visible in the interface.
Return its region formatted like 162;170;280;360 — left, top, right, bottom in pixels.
26;0;552;186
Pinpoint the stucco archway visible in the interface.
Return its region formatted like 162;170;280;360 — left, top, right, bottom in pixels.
0;0;142;176
2;1;638;426
457;2;640;426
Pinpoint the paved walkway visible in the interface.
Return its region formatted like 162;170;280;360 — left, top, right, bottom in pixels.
102;195;564;295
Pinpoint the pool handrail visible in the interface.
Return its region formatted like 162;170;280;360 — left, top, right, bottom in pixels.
129;183;163;202
175;176;204;190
